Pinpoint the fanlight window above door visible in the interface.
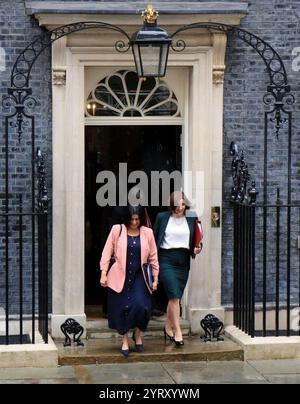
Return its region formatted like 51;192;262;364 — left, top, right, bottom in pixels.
86;70;180;117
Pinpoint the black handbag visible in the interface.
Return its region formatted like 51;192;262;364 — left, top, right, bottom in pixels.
108;224;122;272
142;263;154;290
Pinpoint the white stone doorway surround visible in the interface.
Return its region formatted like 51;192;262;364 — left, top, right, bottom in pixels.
42;13;246;338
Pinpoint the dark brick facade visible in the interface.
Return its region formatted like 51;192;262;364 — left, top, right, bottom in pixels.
222;0;300;305
0;0;299;312
0;0;52;313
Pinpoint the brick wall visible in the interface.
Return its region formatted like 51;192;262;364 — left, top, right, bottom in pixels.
222;0;300;305
0;0;52;314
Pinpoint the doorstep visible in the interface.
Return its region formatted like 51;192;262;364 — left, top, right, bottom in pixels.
86;317;190;339
56;336;243;365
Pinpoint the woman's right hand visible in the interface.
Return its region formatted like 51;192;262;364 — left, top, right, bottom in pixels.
100;272;108;287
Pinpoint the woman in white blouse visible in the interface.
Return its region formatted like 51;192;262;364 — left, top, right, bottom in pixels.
153;191;202;347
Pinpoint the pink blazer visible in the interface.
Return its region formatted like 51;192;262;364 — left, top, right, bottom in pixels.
100;224;159;294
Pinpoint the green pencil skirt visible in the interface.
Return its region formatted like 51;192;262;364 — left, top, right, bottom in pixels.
158;248;191;299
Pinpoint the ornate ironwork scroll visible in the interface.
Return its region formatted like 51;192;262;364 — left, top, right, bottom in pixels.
36;148;49;213
60;318;84;347
3;22;131;145
170;22;294;136
230;142;258;205
11;22;131;90
200;314;224;342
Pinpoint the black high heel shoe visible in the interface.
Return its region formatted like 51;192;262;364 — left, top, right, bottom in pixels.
174;339;184;348
121;348;130;357
132;331;144;352
163;327;174;342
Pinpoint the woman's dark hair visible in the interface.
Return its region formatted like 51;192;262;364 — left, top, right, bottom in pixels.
168;191;191;213
123;205;146;228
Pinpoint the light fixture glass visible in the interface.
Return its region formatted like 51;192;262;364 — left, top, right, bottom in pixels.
130;4;171;78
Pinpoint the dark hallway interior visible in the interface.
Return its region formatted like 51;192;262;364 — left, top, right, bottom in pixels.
85;125;182;317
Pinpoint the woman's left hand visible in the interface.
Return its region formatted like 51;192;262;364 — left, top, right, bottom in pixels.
194;246;202;255
152;280;158;292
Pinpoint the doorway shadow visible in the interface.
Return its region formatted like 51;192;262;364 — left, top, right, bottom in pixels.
85;125;182;317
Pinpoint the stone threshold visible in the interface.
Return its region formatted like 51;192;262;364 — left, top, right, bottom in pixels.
86;317;190;340
57;336;243;365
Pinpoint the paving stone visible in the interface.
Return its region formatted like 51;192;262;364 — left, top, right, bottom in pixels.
164;361;266;384
264;374;300;384
0;366;76;380
1;359;300;384
249;360;300;375
0;378;78;384
77;363;174;384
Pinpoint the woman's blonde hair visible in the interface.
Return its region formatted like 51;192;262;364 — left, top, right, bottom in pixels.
168;191;191;212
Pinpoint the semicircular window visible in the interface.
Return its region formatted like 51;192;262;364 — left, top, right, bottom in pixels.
86;70;180;117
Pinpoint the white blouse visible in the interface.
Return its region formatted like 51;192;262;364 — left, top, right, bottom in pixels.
160;216;190;249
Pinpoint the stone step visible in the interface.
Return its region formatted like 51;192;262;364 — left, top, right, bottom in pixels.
86;318;190;340
57;337;244;366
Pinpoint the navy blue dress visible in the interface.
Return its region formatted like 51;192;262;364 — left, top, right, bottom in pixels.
107;236;152;335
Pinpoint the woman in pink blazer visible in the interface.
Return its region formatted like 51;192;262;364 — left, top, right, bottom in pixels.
100;206;159;357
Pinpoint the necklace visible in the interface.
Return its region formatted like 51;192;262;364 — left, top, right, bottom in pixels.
131;236;137;245
129;234;139;246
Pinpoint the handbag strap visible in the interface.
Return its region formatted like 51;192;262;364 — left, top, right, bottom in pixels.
112;224;122;256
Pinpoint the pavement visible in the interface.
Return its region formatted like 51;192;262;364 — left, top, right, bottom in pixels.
1;360;300;384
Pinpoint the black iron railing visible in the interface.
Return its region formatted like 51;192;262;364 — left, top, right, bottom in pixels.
233;203;256;337
0;209;48;344
0;148;49;345
230;142;300;337
233;202;300;337
37;211;49;343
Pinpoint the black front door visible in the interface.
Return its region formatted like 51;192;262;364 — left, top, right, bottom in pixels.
85;125;182;317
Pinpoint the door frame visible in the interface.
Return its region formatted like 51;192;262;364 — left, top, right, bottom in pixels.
84;65;187;315
51;42;225;337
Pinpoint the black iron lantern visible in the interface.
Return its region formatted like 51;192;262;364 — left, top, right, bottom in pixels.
130;4;171;78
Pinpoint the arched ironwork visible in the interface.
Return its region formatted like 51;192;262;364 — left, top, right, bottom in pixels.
171;23;287;88
3;21;294;143
10;21;131;89
170;22;294;135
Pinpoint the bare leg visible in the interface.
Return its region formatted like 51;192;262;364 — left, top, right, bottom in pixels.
122;333;129;350
165;302;174;336
134;328;143;345
168;298;182;341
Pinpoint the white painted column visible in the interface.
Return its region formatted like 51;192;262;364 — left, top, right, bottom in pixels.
187;35;227;333
51;45;86;337
210;33;227;308
51;38;68;337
